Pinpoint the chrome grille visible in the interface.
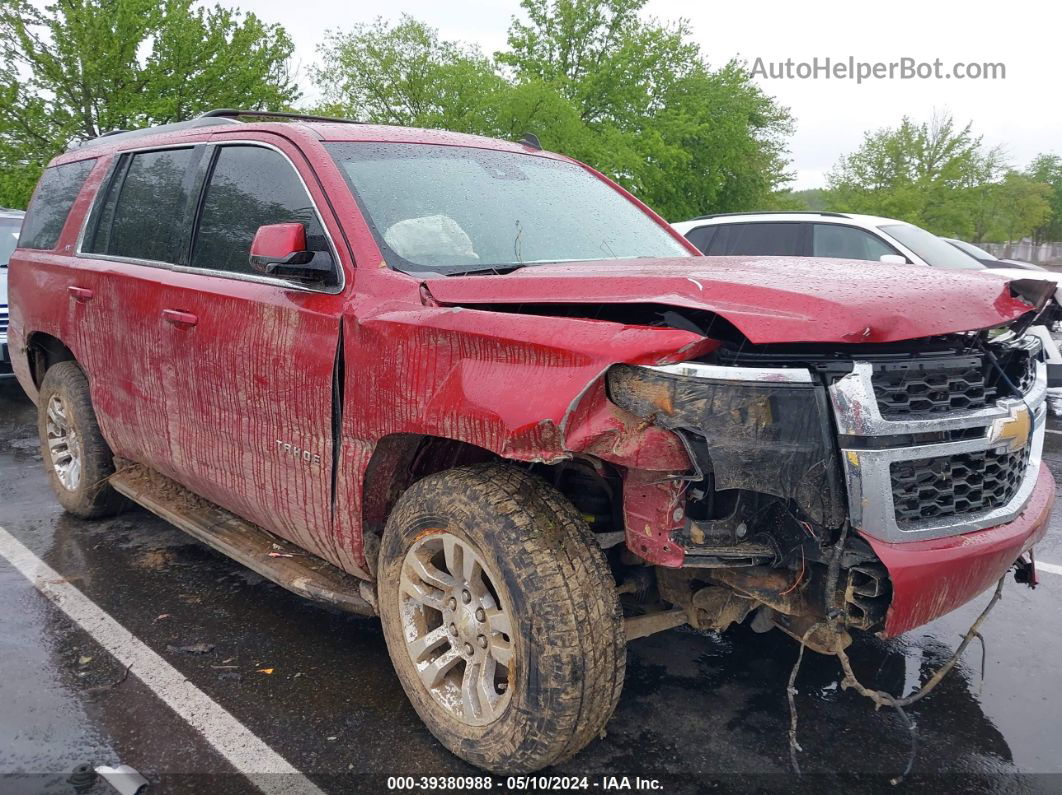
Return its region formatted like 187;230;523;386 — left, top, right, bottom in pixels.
891;445;1030;526
830;342;1046;544
0;308;8;335
871;351;1035;417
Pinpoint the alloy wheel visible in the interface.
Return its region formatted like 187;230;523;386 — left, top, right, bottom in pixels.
399;533;515;726
45;393;82;491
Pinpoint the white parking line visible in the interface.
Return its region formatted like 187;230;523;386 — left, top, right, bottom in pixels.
1038;560;1062;577
1045;428;1062;436
0;524;324;795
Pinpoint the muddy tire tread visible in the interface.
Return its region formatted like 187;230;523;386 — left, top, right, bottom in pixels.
37;361;122;518
378;462;625;773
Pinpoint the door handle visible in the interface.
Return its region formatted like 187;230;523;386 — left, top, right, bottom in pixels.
68;286;94;302
161;309;198;329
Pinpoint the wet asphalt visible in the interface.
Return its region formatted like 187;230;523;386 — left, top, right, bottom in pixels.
1;376;1061;794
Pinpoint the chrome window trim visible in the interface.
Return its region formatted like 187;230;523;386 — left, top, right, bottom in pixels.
74;139;346;295
645;362;813;384
832;358;1047;543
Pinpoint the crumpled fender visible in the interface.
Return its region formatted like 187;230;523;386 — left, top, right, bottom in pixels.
345;304;715;467
330;303;715;575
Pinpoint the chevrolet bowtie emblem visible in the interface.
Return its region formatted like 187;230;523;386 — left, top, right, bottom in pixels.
988;404;1032;452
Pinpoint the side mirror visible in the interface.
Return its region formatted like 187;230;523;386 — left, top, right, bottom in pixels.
249;223;332;281
879;254;908;265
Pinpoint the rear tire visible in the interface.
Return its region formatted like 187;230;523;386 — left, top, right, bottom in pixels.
377;462;625;773
37;361;122;518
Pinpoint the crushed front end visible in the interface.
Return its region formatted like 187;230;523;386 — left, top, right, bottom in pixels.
607;330;1053;649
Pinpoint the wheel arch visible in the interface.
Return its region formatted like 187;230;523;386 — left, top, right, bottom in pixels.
360;433;498;573
26;332;78;388
358;432;629;578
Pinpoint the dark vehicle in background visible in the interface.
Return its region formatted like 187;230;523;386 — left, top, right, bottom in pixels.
1;208;25;377
944;237;1047;272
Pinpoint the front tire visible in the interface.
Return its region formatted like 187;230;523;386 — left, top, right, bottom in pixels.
37;361;122;518
377;463;625;773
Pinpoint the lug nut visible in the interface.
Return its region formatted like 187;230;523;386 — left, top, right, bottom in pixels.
448;597;458;610
477;634;488;649
475;607;486;622
449;623;457;635
464;642;474;655
461;590;472;604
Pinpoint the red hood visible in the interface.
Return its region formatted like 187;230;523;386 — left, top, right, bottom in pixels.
426;257;1034;344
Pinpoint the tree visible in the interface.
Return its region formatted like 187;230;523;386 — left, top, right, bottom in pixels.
825;113;1004;238
0;0;298;208
312;17;591;161
312;2;794;220
498;0;792;219
1027;154;1062;243
982;172;1051;247
312;16;507;132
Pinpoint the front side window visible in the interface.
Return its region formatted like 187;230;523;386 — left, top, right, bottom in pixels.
703;222;804;256
326;143;690;275
86;148;194;262
879;223;984;270
19;159;96;250
812;224;898;261
191;145;333;281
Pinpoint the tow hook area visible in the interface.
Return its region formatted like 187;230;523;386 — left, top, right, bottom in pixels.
654;566;862;655
1014;551;1038;587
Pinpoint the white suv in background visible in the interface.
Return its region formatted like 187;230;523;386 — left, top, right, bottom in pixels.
0;208;25;379
672;211;1062;402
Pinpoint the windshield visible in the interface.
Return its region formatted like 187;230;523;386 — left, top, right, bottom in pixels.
879;223;984;270
0;217;21;267
326;143;690;275
948;238;997;261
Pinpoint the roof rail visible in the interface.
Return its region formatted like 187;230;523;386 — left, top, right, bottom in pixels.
200;108;361;125
693;210;850;220
65;108;360;152
67;115;240;151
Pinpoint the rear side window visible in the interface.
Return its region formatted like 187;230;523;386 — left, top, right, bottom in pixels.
812;224;897;261
86;148;195;263
684;225;717;253
19;159;96;250
191;145;331;277
704;223;805;256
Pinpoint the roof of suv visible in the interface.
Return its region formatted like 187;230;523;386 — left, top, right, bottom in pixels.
51;109;560;166
671;211;906;233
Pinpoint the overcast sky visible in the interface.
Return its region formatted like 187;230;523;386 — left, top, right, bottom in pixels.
238;0;1060;190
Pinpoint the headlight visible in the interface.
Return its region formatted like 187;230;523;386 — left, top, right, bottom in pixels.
607;362;846;528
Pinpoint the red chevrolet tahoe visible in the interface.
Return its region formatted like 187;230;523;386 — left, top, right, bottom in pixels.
8;110;1055;773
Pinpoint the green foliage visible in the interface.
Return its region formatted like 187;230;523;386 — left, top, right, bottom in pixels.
312;16;507;132
1027;153;1062;243
770;188;827;211
0;0;298;208
981;172;1051;244
312;1;793;220
825;113;1053;244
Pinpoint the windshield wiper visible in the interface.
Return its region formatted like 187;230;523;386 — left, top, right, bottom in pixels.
445;263;529;277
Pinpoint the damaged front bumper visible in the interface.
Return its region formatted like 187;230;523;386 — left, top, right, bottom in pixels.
608;334;1055;636
866;462;1053;635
